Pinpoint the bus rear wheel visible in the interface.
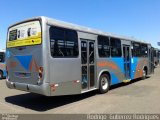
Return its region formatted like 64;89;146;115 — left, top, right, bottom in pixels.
142;69;147;80
99;74;110;94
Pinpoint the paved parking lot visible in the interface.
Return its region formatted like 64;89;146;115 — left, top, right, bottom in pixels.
0;67;160;114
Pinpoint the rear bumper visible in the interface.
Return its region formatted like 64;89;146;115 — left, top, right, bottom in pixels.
6;78;50;96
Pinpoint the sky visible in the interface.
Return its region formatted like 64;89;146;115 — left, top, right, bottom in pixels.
0;0;160;49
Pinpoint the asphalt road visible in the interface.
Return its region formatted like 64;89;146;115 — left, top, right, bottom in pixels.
0;67;160;114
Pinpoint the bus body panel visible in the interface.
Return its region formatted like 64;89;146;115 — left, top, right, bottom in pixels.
6;16;154;96
154;48;160;66
50;81;81;96
130;57;149;79
6;80;50;96
49;31;98;96
6;46;42;85
97;58;125;86
49;58;82;95
3;70;7;77
6;18;51;96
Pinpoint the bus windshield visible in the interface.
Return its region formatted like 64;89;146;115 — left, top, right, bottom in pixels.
7;20;42;48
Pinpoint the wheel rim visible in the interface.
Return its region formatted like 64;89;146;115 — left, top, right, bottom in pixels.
101;77;108;90
143;70;146;77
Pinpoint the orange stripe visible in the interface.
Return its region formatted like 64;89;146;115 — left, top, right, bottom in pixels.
33;58;39;72
29;58;39;72
97;61;118;70
29;59;33;71
134;61;140;79
140;69;143;77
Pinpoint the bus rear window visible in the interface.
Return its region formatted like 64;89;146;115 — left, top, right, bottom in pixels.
9;29;18;41
7;20;42;48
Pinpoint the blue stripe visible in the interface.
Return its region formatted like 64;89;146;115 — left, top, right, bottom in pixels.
130;57;138;79
15;55;32;70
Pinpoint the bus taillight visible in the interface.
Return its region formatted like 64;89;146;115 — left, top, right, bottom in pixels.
38;67;44;80
6;66;8;76
50;84;59;91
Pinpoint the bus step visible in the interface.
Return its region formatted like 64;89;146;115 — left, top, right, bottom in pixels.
123;79;131;83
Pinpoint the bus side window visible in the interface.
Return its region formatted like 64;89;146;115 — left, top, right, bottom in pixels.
132;42;148;58
81;41;87;64
110;38;122;57
98;35;110;57
141;44;148;57
132;42;141;57
89;42;94;64
49;26;78;58
66;30;78;56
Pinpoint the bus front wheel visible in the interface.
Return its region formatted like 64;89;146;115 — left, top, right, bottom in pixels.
99;74;110;94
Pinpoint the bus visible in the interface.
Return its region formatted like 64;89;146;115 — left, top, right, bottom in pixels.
6;16;154;96
153;48;159;67
159;50;160;63
0;49;6;79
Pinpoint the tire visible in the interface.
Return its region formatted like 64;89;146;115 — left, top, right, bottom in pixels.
0;71;3;79
141;69;146;80
99;74;110;94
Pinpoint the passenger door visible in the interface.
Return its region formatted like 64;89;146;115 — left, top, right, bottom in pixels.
123;45;131;80
81;39;95;91
149;47;154;73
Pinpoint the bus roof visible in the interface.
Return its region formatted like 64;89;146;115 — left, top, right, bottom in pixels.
9;16;151;45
